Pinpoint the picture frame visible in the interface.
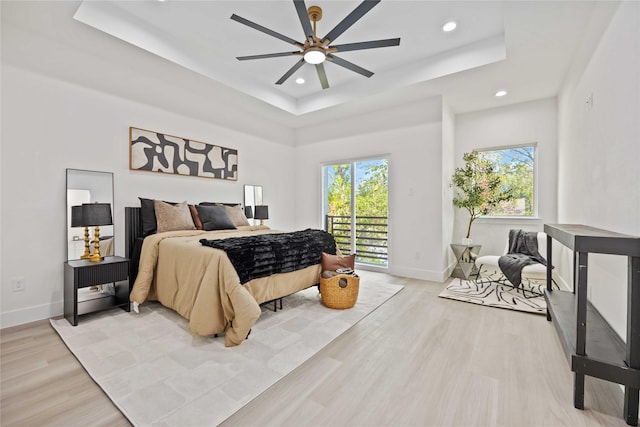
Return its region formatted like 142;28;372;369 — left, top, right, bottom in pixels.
129;127;238;181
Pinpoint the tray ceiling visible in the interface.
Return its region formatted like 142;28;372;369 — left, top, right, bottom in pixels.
73;1;507;115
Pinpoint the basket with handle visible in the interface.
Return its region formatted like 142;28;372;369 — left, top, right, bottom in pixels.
319;273;360;309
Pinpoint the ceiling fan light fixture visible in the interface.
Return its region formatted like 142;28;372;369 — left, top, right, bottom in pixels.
303;47;326;64
231;1;399;89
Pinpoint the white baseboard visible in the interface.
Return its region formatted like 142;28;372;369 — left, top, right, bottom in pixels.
388;265;448;283
1;301;63;329
555;273;572;291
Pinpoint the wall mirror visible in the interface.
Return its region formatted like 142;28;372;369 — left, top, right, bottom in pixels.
66;169;114;260
243;185;263;221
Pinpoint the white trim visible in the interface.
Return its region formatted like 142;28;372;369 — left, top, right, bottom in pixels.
389;265;449;283
476;216;541;221
556;273;572;292
356;263;388;273
1;301;63;329
474;217;542;226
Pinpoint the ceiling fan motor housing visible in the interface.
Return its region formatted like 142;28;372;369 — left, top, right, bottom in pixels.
308;5;323;26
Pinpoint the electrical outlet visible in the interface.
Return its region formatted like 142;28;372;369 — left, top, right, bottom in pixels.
11;277;25;292
586;93;594;110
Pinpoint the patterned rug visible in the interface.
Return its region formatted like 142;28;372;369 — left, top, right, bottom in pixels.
50;271;403;426
438;278;547;315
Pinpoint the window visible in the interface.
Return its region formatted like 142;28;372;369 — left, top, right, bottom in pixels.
323;158;388;266
477;144;536;216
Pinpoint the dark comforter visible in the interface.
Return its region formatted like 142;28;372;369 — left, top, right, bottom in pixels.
498;229;547;287
200;229;336;284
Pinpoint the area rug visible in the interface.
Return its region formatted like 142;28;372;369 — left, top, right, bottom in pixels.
50;272;403;426
438;278;546;315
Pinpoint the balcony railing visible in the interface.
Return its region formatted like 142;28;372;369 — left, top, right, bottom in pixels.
325;215;388;266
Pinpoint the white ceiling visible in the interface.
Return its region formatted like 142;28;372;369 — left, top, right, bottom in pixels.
2;1;618;129
74;0;509;115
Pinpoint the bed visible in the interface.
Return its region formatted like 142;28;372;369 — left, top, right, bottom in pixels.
125;204;335;347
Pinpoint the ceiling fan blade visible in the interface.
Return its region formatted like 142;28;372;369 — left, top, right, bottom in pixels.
293;0;314;41
237;52;299;61
231;14;300;46
327;54;374;78
315;63;329;89
276;59;306;85
322;0;380;44
332;38;400;53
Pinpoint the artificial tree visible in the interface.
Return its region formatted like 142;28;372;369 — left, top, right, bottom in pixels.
451;151;514;241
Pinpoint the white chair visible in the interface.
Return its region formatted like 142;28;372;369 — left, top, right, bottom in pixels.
474;231;556;294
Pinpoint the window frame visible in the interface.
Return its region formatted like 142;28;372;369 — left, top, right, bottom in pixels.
321;156;390;267
474;142;539;219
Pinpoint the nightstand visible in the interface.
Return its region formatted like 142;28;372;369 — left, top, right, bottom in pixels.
64;256;130;326
450;244;482;280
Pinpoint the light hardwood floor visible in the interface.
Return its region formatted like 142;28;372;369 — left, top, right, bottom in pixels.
1;275;630;426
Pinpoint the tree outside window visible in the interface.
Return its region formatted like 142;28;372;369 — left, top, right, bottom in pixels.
478;145;536;216
325;159;388;265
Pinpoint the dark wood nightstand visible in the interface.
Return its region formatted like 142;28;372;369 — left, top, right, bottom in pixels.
64;256;130;326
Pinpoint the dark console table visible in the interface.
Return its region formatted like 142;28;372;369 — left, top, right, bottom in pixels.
544;224;640;425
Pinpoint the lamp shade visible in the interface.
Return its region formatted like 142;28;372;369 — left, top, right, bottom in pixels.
254;205;269;220
244;206;253;219
81;203;112;226
71;205;84;227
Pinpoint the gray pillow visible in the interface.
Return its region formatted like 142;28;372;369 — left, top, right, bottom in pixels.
195;205;237;231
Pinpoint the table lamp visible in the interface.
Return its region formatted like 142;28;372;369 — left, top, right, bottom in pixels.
254;205;269;226
82;202;113;262
71;205;91;259
244;205;253;219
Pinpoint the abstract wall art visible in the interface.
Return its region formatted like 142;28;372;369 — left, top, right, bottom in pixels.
129;127;238;181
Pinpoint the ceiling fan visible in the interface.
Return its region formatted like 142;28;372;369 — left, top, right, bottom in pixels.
231;0;400;90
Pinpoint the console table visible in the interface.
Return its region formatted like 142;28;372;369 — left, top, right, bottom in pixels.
544;224;640;425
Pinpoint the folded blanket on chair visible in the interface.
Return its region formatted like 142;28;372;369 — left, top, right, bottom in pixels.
498;229;547;287
200;229;336;284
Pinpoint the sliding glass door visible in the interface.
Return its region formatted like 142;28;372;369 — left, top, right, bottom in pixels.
323;158;388;266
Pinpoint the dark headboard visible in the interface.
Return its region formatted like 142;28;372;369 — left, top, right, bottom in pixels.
125;207;143;285
125;207;143;259
125;202;243;259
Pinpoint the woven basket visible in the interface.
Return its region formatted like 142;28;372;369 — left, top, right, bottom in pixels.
320;274;360;309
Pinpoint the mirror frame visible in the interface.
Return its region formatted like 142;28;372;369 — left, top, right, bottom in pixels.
66;169;114;260
243;185;263;223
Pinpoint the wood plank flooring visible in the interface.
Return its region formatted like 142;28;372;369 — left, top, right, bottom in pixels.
1;274;629;426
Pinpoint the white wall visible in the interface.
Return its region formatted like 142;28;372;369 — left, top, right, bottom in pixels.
454;97;559;257
293;97;450;281
557;1;640;338
0;65;296;328
441;101;456;270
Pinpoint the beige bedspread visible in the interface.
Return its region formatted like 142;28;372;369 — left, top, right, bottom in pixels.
130;226;322;347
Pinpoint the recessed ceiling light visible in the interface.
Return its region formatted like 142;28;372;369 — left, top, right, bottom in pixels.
295;78;305;85
495;90;508;97
442;21;457;32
